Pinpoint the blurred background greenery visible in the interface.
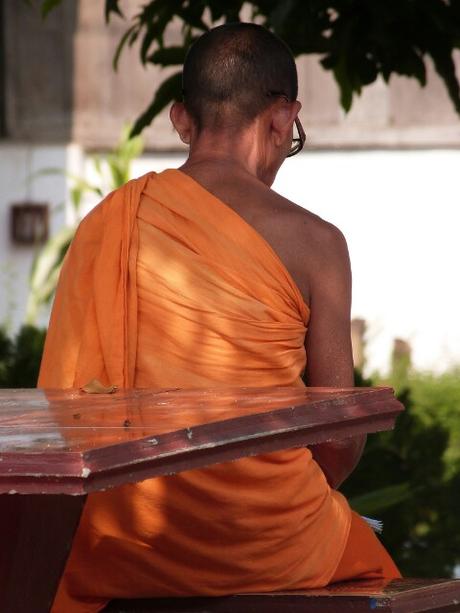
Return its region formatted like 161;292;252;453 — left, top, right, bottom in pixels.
343;368;460;578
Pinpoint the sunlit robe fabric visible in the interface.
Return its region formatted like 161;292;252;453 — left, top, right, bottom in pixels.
40;170;354;613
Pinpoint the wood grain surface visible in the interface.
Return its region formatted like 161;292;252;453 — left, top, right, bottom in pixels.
0;386;403;494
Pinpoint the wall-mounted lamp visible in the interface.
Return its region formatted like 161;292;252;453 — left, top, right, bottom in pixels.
10;202;49;245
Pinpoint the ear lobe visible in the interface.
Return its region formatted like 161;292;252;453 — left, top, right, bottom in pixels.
170;102;192;145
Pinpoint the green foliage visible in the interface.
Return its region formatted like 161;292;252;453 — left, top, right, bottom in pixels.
34;0;460;134
349;482;412;517
26;126;143;325
26;226;76;326
105;0;123;24
21;0;64;18
39;0;62;18
64;0;460;135
344;374;460;578
131;72;182;137
0;326;46;388
0;330;13;387
105;124;144;186
400;369;460;475
131;1;460;133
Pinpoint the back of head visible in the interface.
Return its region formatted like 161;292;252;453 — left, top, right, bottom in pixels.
182;23;298;131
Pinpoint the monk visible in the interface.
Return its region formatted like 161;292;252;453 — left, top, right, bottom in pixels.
38;22;400;613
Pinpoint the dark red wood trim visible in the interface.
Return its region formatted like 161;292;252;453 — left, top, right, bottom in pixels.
0;390;403;494
0;493;86;613
105;579;460;612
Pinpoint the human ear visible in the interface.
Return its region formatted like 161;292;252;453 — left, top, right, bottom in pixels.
271;100;301;148
170;102;193;145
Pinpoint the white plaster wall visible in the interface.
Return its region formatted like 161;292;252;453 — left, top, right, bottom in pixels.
0;144;70;330
274;149;460;375
1;146;459;375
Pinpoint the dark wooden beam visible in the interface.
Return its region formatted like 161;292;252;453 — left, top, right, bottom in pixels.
106;579;460;613
0;493;86;613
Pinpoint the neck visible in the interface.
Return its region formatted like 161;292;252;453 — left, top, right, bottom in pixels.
181;123;279;187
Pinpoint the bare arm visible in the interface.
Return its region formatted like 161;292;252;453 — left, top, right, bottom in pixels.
304;224;366;488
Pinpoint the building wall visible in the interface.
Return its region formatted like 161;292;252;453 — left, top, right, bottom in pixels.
274;149;460;374
3;1;76;141
1;1;459;374
0;144;70;329
4;1;460;149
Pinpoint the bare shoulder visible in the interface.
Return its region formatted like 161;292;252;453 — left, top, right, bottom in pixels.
263;188;349;269
291;200;346;253
250;187;351;304
189;170;350;303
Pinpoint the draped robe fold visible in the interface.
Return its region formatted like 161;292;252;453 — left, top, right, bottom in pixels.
38;170;394;613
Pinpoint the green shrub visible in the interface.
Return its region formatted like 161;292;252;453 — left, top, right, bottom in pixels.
409;369;460;473
0;325;46;388
343;371;460;578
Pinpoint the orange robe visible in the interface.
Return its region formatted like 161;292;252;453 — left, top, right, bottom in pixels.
39;170;398;613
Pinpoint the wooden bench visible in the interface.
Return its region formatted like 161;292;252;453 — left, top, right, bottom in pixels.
1;386;457;613
106;579;460;612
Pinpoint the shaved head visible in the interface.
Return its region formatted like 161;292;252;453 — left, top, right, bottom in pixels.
182;23;298;131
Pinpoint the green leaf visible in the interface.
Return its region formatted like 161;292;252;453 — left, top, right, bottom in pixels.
139;2;177;63
28;167;103;199
176;6;209;32
103;124;145;188
117;125;144;160
40;0;63;19
147;45;190;67
332;56;355;113
349;483;412;516
105;0;124;24
207;0;244;23
69;186;81;210
141;24;160;64
113;25;138;71
92;154;103;177
208;0;227;21
268;0;298;32
67;175;104;199
430;46;460;114
130;72;182;137
29;225;75;288
107;159;128;190
26;225;76;324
